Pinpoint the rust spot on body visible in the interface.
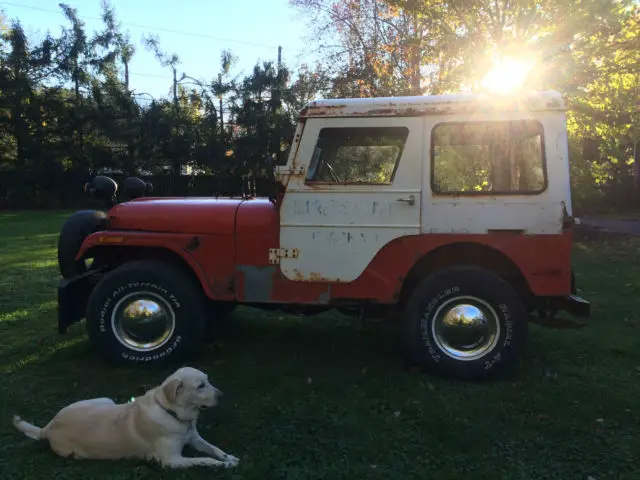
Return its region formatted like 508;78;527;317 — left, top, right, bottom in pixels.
308;272;325;282
185;236;200;251
299;93;565;119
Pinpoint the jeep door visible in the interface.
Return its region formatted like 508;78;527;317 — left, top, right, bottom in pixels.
278;116;423;282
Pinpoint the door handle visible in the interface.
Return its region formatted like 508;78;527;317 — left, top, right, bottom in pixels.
396;194;416;206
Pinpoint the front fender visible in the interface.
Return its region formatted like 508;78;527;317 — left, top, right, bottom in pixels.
75;231;215;299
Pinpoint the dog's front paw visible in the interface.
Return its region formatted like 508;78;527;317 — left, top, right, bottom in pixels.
223;454;239;468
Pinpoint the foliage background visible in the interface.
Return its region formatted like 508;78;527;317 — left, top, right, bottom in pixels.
0;0;637;212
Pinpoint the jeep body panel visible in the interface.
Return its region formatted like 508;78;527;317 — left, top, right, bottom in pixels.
421;112;571;235
233;231;573;305
279;116;423;283
76;230;222;298
297;91;566;119
107;197;241;235
276;91;573;293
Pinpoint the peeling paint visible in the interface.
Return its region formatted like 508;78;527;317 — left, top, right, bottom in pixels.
236;265;277;303
317;286;331;303
308;272;325;282
299;102;347;117
299;91;566;119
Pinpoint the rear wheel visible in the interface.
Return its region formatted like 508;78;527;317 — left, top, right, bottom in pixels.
86;260;207;366
404;266;528;380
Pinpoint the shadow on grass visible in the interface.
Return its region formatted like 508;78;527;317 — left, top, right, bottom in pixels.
5;306;558;388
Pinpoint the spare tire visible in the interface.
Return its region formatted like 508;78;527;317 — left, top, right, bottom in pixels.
57;210;107;279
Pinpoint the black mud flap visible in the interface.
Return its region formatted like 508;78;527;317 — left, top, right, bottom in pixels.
57;270;104;333
529;295;591;329
562;294;591;318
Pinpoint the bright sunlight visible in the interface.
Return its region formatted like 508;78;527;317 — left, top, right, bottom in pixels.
481;56;535;94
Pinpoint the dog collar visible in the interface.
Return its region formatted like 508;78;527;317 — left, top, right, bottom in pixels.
161;405;183;422
153;393;191;426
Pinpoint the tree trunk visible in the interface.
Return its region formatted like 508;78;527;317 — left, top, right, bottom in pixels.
124;58;135;175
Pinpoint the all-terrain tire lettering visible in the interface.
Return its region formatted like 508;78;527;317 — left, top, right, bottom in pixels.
86;261;207;367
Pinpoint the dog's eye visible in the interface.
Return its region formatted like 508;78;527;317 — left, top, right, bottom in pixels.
197;382;205;389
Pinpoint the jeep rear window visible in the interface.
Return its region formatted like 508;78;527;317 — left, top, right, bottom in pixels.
430;120;547;195
306;127;409;184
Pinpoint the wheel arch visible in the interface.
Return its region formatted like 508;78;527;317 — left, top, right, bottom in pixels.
398;242;533;309
83;245;214;299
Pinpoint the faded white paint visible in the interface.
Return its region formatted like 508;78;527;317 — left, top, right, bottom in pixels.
278;116;423;282
421;110;571;234
299;91;565;118
277;91;572;283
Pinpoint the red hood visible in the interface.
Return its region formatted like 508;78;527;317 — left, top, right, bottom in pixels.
107;197;244;235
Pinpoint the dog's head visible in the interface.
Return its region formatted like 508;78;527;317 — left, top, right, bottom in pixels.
160;366;222;411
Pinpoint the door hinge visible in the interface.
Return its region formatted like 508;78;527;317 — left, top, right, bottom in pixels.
269;248;299;264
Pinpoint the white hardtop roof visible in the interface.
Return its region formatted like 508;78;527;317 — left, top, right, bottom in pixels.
299;90;565;118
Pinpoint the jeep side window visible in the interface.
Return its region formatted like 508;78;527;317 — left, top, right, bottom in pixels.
306;127;409;185
431;120;547;194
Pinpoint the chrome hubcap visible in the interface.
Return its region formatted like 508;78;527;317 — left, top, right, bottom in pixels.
111;292;175;352
431;296;500;361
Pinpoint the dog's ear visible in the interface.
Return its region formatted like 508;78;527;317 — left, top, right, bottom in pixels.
162;379;183;404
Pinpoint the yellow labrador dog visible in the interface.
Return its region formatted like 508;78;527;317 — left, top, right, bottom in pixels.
12;366;239;469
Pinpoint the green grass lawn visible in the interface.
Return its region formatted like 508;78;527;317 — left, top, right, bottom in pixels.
1;211;639;479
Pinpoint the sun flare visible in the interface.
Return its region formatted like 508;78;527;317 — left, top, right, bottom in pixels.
481;57;534;94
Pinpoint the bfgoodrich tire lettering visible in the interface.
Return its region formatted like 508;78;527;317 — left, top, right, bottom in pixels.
86;260;207;366
405;266;528;380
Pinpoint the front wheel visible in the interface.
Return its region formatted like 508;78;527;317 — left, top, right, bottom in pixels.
86;260;208;366
404;266;528;380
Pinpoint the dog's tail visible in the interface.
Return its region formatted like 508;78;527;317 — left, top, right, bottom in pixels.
13;415;48;440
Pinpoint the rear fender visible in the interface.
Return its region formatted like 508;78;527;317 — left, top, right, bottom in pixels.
75;231;215;299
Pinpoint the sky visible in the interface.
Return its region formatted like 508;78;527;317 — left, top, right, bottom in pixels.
0;0;316;99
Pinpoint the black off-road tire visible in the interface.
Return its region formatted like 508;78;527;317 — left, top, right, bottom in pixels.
58;210;107;279
405;266;528;381
86;260;208;367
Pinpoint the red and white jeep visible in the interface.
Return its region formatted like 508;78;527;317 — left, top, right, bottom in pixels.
57;90;590;380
